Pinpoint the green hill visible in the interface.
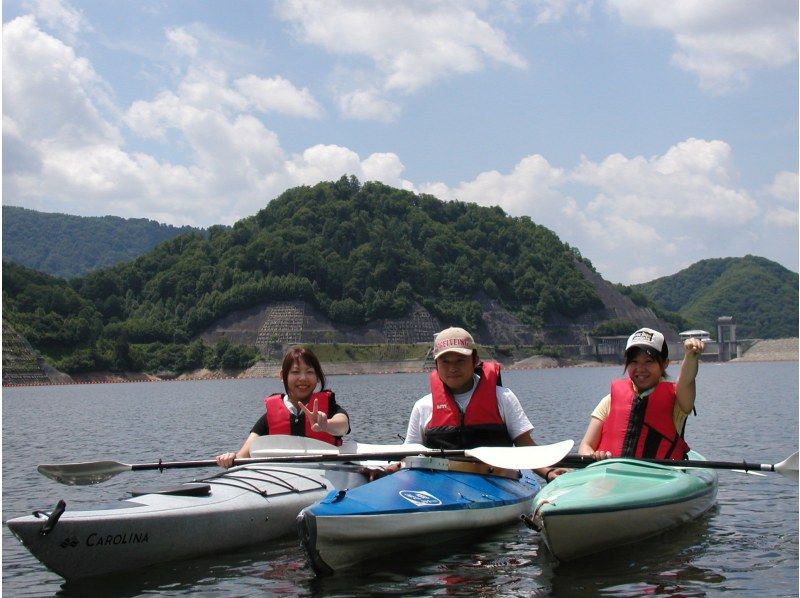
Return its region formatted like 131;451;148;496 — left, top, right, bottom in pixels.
3;177;606;375
632;256;798;339
2;205;202;278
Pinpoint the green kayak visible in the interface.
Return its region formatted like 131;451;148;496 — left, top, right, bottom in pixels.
530;450;718;561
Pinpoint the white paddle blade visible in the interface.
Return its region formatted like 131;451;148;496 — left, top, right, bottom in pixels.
466;439;574;470
775;451;799;481
340;441;429;455
249;435;340;457
37;461;132;486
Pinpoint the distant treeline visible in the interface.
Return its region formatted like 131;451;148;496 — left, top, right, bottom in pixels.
2;205;202;279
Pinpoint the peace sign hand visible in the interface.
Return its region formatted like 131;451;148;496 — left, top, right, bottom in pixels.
300;399;328;433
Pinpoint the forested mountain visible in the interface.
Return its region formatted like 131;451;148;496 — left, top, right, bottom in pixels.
2;205;202;278
3;177;604;374
632;256;798;339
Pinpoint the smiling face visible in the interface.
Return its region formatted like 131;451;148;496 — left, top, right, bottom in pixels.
435;351;477;394
625;351;668;392
285;357;319;403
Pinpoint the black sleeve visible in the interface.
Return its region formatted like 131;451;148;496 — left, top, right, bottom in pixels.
327;391;351;435
250;414;268;436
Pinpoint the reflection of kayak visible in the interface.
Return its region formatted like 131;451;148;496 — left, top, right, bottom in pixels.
531;451;718;561
296;456;542;576
7;463;367;581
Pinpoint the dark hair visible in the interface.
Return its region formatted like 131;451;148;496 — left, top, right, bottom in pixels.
281;346;325;394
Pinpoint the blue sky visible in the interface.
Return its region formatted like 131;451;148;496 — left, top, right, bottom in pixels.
3;0;797;284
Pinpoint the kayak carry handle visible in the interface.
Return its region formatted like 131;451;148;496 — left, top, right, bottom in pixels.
34;499;66;535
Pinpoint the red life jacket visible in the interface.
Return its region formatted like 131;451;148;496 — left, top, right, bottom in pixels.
264;390;342;446
598;379;690;459
423;361;513;449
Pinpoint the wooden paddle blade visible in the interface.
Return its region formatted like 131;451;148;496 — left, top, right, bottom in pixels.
775;451;798;480
466;439;574;470
37;461;133;486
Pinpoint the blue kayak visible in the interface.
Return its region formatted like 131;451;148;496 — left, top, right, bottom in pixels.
296;455;541;575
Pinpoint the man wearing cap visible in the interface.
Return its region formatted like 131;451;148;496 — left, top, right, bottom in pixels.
578;327;705;461
401;327;565;483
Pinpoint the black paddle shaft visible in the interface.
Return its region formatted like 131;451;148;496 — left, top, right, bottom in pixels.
557;454;778;473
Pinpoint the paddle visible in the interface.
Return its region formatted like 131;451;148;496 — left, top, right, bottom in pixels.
38;439;574;486
555;451;798;481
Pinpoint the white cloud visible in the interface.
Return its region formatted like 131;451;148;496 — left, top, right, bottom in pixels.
3;15;119;144
236;75;324;118
275;0;526;118
434;154;567;220
531;0;594;24
166;26;200;58
767;171;799;204
764;206;799;229
336;88;401;122
28;0;88;42
607;0;798;93
573;138;758;225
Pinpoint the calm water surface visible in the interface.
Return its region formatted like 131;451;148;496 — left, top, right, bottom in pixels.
3;361;798;596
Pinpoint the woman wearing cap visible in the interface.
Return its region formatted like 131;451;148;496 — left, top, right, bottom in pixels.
215;346;350;469
400;327;566;483
578;327;705;461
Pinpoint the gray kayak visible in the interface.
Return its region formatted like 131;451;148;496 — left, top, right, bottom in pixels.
7;462;366;580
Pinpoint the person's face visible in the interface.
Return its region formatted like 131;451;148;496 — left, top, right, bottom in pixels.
626;352;667;392
285;358;318;402
436;352;476;394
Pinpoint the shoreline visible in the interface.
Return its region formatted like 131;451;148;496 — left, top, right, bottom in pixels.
4;350;797;388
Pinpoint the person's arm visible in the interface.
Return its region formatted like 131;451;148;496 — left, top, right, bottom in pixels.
578;417;610;460
403;399;425;445
215;432;259;469
675;338;704;414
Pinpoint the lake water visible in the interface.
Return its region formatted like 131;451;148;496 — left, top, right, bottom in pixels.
3;361;798;596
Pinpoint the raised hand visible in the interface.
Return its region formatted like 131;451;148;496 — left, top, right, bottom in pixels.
683;338;705;356
300;398;328;432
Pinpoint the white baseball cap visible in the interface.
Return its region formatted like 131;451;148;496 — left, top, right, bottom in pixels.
625;327;668;360
433;327;475;359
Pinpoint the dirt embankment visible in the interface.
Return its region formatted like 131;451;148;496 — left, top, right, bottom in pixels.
734;338;798;362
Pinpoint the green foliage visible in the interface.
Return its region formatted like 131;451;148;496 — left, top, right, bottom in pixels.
2;205;203;278
3;177;608;374
633;256;798;338
589;319;639;336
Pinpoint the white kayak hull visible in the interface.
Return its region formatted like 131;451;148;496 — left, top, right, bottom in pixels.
7;464;364;580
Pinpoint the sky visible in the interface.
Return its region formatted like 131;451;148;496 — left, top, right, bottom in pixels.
2;0;798;284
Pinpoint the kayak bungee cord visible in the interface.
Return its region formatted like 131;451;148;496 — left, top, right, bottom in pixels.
196;465;330;498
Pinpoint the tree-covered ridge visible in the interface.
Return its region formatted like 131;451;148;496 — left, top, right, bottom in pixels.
73;177;602;339
632;255;798;339
2;205;203;279
3;177;602;374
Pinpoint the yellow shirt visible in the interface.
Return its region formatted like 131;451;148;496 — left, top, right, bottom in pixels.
590;380;689;434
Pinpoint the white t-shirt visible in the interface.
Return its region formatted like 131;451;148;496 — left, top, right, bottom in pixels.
403;374;533;445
